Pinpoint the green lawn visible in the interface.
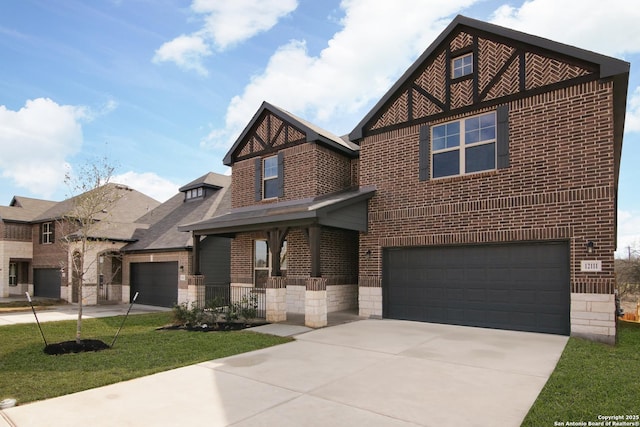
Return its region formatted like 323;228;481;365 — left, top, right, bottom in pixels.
523;321;640;426
0;312;291;405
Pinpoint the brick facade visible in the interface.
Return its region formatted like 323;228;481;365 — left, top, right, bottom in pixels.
360;80;616;295
232;143;357;209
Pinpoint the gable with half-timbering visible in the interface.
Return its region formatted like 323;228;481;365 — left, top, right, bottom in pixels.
365;27;597;134
232;110;307;163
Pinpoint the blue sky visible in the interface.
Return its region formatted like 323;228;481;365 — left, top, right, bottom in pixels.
1;0;639;256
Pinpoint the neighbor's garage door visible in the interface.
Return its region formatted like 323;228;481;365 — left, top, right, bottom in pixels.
383;242;570;335
33;268;61;299
130;262;178;307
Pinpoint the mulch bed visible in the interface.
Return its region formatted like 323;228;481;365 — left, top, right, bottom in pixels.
44;339;110;355
157;322;267;332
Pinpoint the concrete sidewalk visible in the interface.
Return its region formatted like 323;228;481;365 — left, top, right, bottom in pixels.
0;320;567;427
0;303;170;326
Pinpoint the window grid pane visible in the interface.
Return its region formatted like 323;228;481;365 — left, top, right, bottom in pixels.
432;111;496;178
263;156;278;178
452;53;473;78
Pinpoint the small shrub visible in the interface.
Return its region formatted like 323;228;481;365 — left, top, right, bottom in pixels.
171;302;202;327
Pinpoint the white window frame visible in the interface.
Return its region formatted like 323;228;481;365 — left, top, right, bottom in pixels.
42;222;53;244
262;156;278;199
452;52;473;79
431;111;497;179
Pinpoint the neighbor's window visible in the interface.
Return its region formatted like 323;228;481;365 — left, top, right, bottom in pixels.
263;156;279;199
452;53;473;78
185;187;204;200
42;222;54;244
432;111;496;178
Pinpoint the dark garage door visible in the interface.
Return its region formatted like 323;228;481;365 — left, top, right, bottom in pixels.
130;262;178;307
34;268;61;299
383;242;570;335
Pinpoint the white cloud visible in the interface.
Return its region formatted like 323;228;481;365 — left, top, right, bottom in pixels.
112;171;180;202
625;86;640;133
616;210;640;258
0;98;86;198
153;34;212;76
154;0;298;74
194;0;298;50
201;0;477;149
490;0;640;57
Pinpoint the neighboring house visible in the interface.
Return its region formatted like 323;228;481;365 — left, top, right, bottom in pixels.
0;196;57;297
182;15;629;344
120;172;232;307
30;183;160;304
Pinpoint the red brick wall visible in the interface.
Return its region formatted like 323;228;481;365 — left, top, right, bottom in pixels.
359;80;616;294
231;143;355;208
32;222;69;269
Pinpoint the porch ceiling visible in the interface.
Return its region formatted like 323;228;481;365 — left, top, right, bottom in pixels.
178;185;376;236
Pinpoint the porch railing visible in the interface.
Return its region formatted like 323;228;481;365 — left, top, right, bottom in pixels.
195;282;266;320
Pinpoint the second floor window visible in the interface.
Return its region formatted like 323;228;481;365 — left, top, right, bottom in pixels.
263;156;279;199
432;111;496;178
42;222;54;244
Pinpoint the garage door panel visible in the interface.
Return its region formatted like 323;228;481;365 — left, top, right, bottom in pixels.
34;269;61;299
383;242;570;335
130;262;178;308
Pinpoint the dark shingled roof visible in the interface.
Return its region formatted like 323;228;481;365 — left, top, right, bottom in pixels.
123;172;232;252
0;196;57;222
178;185;376;235
223;101;359;166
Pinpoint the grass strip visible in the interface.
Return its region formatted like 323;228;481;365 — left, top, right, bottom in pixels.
523;321;640;425
0;312;291;404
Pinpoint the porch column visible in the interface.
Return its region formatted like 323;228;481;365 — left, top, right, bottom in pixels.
267;227;288;276
192;232;201;275
266;276;287;322
305;277;327;328
309;224;321;277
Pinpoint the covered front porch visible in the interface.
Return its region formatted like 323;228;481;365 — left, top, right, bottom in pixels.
179;186;375;328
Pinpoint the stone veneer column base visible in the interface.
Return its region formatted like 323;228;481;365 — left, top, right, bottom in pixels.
570;293;616;345
305;278;327;328
266;277;287;323
359;286;382;319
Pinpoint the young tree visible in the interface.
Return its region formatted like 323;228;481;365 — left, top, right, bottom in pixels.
62;157;121;344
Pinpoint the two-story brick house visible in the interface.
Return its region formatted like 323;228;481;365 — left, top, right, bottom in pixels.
184;15;629;343
0;196;56;298
350;16;629;344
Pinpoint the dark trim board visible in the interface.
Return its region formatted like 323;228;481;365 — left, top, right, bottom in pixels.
382;241;570;335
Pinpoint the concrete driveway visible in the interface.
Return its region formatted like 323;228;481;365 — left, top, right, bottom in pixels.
0;320;567;427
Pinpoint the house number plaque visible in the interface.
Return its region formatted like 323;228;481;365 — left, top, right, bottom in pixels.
580;260;602;272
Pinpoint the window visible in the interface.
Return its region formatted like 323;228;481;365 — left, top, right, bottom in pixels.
185;187;204;200
254;239;287;288
9;263;17;286
42;222;54;244
255;153;283;201
432;111;496;178
262;156;279;199
452;53;473;78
